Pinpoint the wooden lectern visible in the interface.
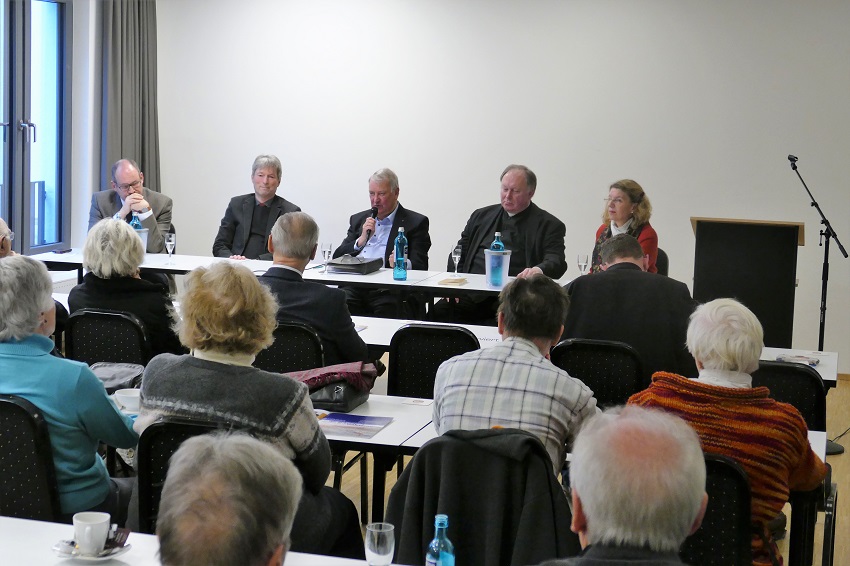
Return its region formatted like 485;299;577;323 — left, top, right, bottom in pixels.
691;217;805;348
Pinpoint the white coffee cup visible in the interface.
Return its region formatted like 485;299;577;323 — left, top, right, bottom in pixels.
73;512;111;556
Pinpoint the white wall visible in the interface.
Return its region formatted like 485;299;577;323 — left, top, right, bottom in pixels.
148;0;850;369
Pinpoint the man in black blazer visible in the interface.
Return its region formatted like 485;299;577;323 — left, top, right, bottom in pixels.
333;168;431;318
564;234;698;380
213;155;301;261
88;158;173;253
259;212;369;366
433;164;567;324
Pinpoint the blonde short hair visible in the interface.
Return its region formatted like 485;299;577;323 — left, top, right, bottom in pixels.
602;179;652;226
686;298;764;374
177;262;278;355
84;219;144;278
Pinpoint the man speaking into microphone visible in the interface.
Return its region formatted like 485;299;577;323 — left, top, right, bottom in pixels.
333;168;431;318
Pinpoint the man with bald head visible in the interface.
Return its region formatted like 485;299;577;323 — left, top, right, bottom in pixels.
88;159;173;254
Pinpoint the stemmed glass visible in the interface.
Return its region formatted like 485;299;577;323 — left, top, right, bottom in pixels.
577;253;589;276
165;233;176;265
451;245;462;277
321;243;334;273
365;522;395;566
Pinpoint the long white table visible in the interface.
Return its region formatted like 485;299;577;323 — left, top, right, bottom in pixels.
0;516;375;565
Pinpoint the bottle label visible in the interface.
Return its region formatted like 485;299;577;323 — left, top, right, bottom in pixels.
425;553;454;566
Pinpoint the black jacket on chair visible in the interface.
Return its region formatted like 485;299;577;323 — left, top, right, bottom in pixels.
386;428;580;566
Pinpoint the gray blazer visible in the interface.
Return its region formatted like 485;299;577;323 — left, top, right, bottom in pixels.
88;188;173;253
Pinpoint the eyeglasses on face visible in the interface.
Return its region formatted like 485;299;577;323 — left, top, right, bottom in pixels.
604;197;627;205
117;179;142;192
1;231;13;242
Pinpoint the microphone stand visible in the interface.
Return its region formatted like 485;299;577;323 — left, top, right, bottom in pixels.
788;155;848;455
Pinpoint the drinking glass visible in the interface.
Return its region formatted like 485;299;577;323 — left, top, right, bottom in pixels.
165;233;177;265
321;243;334;273
577;253;590;275
451;246;462;277
365;522;395;566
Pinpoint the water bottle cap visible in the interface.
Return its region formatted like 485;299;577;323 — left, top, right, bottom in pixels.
398;227;405;232
434;514;448;528
494;232;501;236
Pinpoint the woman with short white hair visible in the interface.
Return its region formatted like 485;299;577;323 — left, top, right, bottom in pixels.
0;255;138;524
69;218;182;356
629;298;826;565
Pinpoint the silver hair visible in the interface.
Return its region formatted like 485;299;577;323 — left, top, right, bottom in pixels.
369;168;399;192
0;255;55;341
570;405;706;553
157;433;303;566
111;158;142;183
686;298;763;374
252;155;282;179
270;212;319;261
83;219;145;278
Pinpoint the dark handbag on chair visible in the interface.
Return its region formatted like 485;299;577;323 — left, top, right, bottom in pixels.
326;254;383;275
285;362;378;412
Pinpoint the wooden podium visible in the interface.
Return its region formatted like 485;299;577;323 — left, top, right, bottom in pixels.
691;218;805;348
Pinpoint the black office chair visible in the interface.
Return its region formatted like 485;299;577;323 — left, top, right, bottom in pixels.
752;360;835;566
254;321;324;374
550;338;647;408
136;417;236;534
0;395;62;521
65;308;151;366
680;453;752;566
656;248;669;276
388;323;480;399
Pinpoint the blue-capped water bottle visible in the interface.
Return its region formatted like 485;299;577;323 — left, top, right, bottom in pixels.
489;231;506;287
129;211;143;230
425;514;454;566
393;227;408;281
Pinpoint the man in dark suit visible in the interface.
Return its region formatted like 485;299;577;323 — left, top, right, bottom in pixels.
333;168;431;318
564;234;698;380
259;212;369;366
433;164;567;324
213;154;301;261
88;158;173;254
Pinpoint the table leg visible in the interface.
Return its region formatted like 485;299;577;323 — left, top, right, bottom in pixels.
370;453;397;522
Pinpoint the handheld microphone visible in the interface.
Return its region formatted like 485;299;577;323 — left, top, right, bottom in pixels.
788;155;798;163
366;207;378;239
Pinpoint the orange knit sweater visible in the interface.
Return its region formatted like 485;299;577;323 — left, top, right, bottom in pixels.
628;372;827;565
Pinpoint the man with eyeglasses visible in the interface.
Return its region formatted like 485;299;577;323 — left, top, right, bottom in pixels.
88;159;173;254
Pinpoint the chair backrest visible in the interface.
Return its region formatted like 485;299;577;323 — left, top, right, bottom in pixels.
751;360;826;431
386;428;580;566
388;324;480;399
65;308;151;366
0;395;62;521
680;453;752;566
656;248;669;276
550;338;647;408
137;417;235;534
253;321;324;374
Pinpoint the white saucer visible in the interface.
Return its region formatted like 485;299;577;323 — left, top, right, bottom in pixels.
52;540;132;561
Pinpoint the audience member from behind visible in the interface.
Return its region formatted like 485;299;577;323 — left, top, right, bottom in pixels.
629;298;827;564
433;274;598;471
0;255;138;524
135;262;363;558
69;219;183;357
259;212;369;365
157;433;303;566
213;154;301;260
88;158;173;254
590;179;657;273
433;164;567;324
564;234;697;379
539;405;707;565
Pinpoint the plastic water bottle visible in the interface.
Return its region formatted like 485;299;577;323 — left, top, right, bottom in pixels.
425;514;455;566
129;211;143;230
489;231;506;286
393;227;408;281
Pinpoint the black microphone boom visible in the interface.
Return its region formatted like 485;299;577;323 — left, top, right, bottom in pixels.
366;207;378;239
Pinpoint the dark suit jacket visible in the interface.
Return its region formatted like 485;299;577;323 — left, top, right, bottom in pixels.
333;203;431;270
68;273;184;357
450;202;568;278
212;193;301;260
88;188;173;253
258;266;369;366
563;262;698;379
